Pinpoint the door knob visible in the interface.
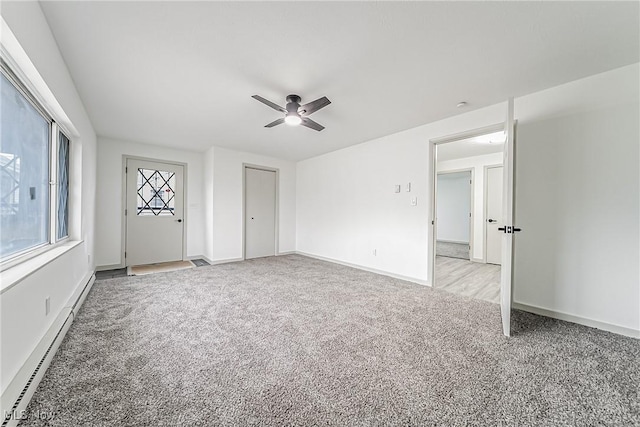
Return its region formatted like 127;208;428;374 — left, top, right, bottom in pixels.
488;219;496;223
176;219;182;223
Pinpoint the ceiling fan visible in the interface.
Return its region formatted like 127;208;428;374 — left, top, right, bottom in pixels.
252;94;331;131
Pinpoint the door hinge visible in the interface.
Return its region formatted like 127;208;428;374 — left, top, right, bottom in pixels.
125;209;127;216
125;251;127;258
125;166;128;173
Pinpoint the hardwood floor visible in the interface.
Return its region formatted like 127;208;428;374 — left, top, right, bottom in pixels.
436;241;469;260
435;256;500;303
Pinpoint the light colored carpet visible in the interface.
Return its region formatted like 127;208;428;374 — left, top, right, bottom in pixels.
127;260;194;276
19;255;640;426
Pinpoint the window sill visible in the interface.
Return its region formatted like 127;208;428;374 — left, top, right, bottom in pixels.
0;240;83;294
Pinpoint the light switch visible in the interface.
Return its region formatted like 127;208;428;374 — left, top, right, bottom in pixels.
394;185;401;193
406;183;411;192
411;197;417;206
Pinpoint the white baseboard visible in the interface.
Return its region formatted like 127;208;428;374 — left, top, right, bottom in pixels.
187;255;240;265
436;239;469;245
277;251;296;256
296;251;430;287
100;254;219;271
194;255;297;265
512;301;640;339
471;257;484;263
209;257;244;265
1;271;95;426
95;263;123;271
200;256;214;265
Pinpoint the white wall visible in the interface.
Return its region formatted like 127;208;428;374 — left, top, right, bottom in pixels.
95;137;205;267
513;69;639;333
296;103;507;283
95;141;296;267
207;146;296;262
438;152;503;260
0;2;97;398
297;63;639;334
436;171;471;243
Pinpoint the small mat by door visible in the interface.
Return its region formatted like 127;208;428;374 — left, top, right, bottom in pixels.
128;260;195;276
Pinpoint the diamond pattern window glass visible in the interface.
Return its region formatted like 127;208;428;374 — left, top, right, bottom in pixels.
57;132;70;239
136;168;175;216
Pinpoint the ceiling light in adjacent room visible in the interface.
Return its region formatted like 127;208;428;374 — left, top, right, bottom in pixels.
473;131;506;144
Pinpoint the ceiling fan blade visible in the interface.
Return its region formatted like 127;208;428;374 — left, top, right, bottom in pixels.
299;96;331;116
300;117;325;131
265;118;285;128
252;95;286;113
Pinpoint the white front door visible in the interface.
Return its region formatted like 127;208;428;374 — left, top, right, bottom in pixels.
485;166;503;265
126;158;184;266
500;98;516;337
245;167;276;259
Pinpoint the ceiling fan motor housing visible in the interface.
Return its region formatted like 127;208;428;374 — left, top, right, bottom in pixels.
286;95;302;114
286;94;301;105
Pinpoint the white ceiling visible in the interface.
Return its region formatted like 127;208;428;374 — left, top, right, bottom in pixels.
40;1;639;161
437;131;505;162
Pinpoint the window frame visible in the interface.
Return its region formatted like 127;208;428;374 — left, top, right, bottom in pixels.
0;60;72;269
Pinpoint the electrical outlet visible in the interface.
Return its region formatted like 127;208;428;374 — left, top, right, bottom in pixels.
373;249;377;256
45;297;50;316
411;197;417;206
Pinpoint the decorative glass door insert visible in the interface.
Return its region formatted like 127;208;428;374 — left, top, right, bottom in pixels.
136;168;176;216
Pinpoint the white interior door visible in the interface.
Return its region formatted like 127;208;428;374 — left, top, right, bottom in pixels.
245;167;276;259
126;158;184;266
485;166;503;265
500;98;516;337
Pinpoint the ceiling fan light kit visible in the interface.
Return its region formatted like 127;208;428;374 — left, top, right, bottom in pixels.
285;113;302;126
252;93;331;131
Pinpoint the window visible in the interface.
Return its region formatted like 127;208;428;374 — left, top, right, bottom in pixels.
57;132;70;239
0;62;71;262
136;168;176;216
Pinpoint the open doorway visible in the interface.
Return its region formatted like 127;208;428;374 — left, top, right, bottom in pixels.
436;169;473;260
432;126;505;303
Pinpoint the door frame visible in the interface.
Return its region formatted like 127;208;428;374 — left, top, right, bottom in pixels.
428;122;505;287
483;164;504;264
242;163;279;260
435;168;474;264
121;155;189;268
